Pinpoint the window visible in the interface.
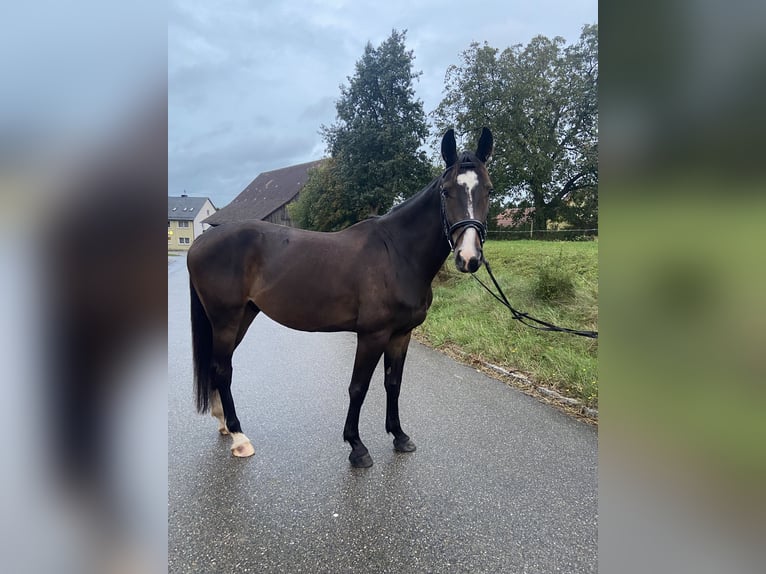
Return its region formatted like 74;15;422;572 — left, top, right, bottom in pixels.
178;221;189;228
167;221;171;228
179;237;190;245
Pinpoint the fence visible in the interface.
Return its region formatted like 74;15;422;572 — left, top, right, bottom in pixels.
487;228;598;241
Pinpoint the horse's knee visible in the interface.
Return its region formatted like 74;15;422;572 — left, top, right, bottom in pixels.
348;384;367;403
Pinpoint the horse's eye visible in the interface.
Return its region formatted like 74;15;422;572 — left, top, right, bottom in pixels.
440;188;449;198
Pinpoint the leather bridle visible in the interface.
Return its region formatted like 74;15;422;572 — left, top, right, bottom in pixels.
439;161;488;250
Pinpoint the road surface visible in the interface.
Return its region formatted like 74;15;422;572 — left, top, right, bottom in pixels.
168;253;597;573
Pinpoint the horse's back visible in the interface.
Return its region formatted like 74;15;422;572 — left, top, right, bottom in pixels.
188;219;383;332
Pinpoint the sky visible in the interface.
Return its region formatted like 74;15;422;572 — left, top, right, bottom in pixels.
169;0;598;208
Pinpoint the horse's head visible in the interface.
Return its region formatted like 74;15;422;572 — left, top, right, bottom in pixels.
439;127;494;273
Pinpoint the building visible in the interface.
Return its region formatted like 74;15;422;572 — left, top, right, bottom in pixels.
204;160;323;227
168;194;217;251
496;207;535;229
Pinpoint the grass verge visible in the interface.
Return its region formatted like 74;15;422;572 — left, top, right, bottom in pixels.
415;239;598;410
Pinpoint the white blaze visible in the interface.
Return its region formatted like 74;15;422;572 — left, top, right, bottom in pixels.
455;170;480;260
457;171;479;218
459;227;480;260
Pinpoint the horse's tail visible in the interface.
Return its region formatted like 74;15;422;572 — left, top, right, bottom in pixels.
190;277;213;413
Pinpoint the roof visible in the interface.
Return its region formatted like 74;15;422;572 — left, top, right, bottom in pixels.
168;195;215;221
496;207;535;227
204;159;324;226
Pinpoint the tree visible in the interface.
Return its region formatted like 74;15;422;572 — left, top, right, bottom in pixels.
432;24;598;231
288;159;354;232
315;29;432;228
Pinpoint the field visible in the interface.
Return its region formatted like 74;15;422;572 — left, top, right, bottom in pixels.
415;239;598;409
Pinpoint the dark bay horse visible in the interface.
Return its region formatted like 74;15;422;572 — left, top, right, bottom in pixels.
187;128;494;467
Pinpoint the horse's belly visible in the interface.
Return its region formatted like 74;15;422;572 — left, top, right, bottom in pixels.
256;294;358;333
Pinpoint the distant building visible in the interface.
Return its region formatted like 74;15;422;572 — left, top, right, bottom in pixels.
168;194;217;251
204;160;323;227
496;207;535;229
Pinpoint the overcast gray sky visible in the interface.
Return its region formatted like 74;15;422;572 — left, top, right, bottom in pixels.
169;0;597;208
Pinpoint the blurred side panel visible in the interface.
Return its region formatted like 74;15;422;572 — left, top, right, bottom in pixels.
0;2;167;573
600;1;766;573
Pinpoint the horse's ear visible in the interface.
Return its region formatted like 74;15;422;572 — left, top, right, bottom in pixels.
441;129;458;168
476;127;493;163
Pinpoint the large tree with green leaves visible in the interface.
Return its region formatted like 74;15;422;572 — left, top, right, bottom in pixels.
288;159;354;231
432;24;598;231
292;29;432;231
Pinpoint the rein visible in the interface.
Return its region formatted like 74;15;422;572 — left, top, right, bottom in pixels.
471;259;599;339
438;159;596;339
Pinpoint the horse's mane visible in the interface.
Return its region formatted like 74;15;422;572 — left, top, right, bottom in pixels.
384;151;480;217
385;177;439;216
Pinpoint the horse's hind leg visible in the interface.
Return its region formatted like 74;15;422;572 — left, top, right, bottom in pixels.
210;389;228;435
384;331;417;453
209;303;259;438
212;304;259;457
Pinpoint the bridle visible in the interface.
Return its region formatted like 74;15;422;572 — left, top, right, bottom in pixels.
439;161;488;251
437;158;599;339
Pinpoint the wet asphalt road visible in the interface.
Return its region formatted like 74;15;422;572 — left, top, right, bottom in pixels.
168;254;597;573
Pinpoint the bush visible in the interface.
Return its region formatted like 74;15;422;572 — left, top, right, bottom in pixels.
533;263;575;302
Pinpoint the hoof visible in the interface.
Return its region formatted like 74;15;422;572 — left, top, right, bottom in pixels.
393;437;417;453
231;433;255;458
349;451;373;468
232;441;255;457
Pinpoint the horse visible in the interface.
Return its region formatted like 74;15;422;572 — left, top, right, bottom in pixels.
187;128;494;468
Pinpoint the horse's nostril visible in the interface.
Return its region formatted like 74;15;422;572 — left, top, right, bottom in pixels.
454;252;481;274
454;253;466;272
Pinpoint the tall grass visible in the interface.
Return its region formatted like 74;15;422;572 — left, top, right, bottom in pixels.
416;240;598;407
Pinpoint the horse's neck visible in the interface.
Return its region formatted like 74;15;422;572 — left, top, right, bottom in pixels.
380;186;450;283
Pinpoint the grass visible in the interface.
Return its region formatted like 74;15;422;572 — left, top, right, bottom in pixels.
415;239;598;408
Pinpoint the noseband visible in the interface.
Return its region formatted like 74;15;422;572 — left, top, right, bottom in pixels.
440;161;488;251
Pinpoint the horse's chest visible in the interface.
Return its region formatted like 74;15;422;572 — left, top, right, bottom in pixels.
395;288;432;329
359;273;432;332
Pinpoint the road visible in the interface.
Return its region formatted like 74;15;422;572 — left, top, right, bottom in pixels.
168;253;597;573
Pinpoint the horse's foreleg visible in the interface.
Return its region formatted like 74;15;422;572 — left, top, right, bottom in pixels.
343;333;387;468
384;331;416;453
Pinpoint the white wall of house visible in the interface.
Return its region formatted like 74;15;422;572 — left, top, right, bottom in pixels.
193;199;216;238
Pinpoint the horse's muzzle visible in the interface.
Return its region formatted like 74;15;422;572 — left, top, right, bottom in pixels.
455;249;483;273
453;225;484;273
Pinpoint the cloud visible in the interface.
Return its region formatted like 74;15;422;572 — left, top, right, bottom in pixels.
299;97;337;124
169;0;598;206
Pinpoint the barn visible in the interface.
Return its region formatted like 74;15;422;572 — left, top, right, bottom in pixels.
204;160;323;227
